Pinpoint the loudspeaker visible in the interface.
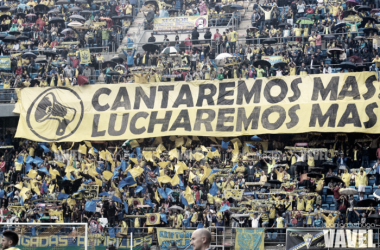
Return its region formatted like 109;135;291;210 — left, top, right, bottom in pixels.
35;93;76;136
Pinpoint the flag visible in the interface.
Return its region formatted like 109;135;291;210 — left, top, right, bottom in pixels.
197;223;204;229
246;143;256;149
103;171;113;181
85;201;97;212
155;190;161;203
165;188;173;196
124;201;128;213
108;227;116;238
219;204;230;212
7;191;13;198
158;188;168;199
135;186;143;193
63;176;69;181
169;148;178;160
146;213;160;225
179;178;185;190
16;155;23;163
112;170;119;180
58;193;70;200
0;190;4;198
99;192;110;196
209;182;218;196
79;49;91;64
230;163;238;173
37;167;49;175
78;144;87;155
112;196;122;203
183;214;192;227
118;180;128;189
160;213;167;223
40;145;50;153
171;174;179;186
33;156;44;166
135;147;141;156
25;155;33;164
208;169;220;178
181;196;189;206
145;198;155;208
156;143;166;154
20;196;24;206
42;183;48;194
125;172;136;185
120;160;127;172
26;164;32;173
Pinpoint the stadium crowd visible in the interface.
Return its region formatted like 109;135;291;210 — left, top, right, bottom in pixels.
0;0;380;87
0;132;380;247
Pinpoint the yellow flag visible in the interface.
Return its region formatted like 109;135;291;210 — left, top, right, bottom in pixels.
206;150;213;159
169;148;178;160
201;168;212;182
169;136;177;141
99;150;106;160
130;158;139;165
51;143;58;153
95;177;103;186
181;146;187;154
27;170;37;179
88;147;97;157
146;213;160;225
156;143;166;154
48;184;55;194
78;144;87;155
184;186;195;204
84;141;92;148
54;161;65;167
106;150;113;162
128;198;144;206
193;152;204;161
49;168;60;179
213;150;221;158
171;174;180;186
103;171;113;180
152;137;163;146
142;151;153;162
15;182;23;190
185;138;192;147
155;190;161;202
157;175;172;184
193;136;200;141
175;137;184;148
201;146;208;152
20;187;31;201
65;165;76;174
231;138;242;147
58;145;64;155
128;167;144;178
158;161;170;169
114;146;118;155
89;168;98;177
67;142;75;150
189;171;196;183
129;140;139;148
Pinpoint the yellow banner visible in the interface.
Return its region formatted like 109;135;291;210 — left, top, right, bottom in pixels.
14;72;380;142
153;16;208;32
146;213;160;225
235;228;264;250
224;189;244;200
79;49;91;65
156;228;194;250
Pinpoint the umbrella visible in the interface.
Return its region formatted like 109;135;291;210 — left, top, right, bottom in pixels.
294;162;308;167
374;189;380;199
296;17;314;25
22;52;37;59
222;4;243;12
0;34;6;40
3;36;17;42
333;22;346;30
0;15;10;21
307;172;323;179
106;71;120;76
368;214;380;219
364;27;378;34
325;176;343;184
142;43;159;53
100;17;112;21
35;59;48;64
253;60;271;69
34;4;49;12
70;15;86;21
359;17;379;28
355;65;368;71
112;15;128;19
70;7;83;12
346;0;359;6
144;0;158;6
267;180;282;186
357;199;379;207
371;9;380;13
354;36;366;40
8;31;20;36
44;50;57;56
321;161;337;169
263;38;277;44
349;55;362;63
358;6;371;12
48;8;60;14
102;61;117;69
68;21;83;27
111;25;122;30
75;0;87;3
340;62;356;70
273;61;288;68
56;0;69;4
323;35;336;40
168;9;179;15
61;28;74;34
328;47;344;54
215;53;233;60
169;205;184;211
77;75;88;86
339;188;358;196
30;79;40;87
115;64;126;73
111;56;123;64
0;6;11;11
81;10;92;15
309;167;324;172
26;13;36;18
250;135;261;141
16;36;29;41
49;17;65;24
17;13;26;18
343;10;357;18
161;46;178;54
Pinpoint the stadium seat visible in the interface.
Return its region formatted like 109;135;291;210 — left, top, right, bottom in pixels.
330;204;335;210
298;186;305;190
322;204;329;210
374;187;379;194
322;186;329;195
353;195;359;201
363;195;367;199
368;195;374;199
325;59;332;65
368;179;375;186
322;195;326;204
326;195;334;204
365;186;372;195
349;186;356;189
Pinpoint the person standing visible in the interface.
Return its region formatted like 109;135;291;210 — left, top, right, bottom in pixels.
1;231;20;250
190;228;212;250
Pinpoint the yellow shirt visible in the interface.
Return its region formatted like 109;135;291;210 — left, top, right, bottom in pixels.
275;169;285;182
294;28;303;37
356;172;367;186
296;197;305;210
322;213;339;228
289;66;296;76
275;217;284;228
229;31;237;42
305;198;314;211
373;58;380;68
49;210;63;223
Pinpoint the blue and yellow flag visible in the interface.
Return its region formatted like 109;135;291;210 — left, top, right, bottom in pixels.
235;228;264;250
79;49;91;64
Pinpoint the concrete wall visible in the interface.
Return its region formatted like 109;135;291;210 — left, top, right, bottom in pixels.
0;104;18;117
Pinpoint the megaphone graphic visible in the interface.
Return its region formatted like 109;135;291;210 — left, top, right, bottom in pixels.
34;92;76;136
